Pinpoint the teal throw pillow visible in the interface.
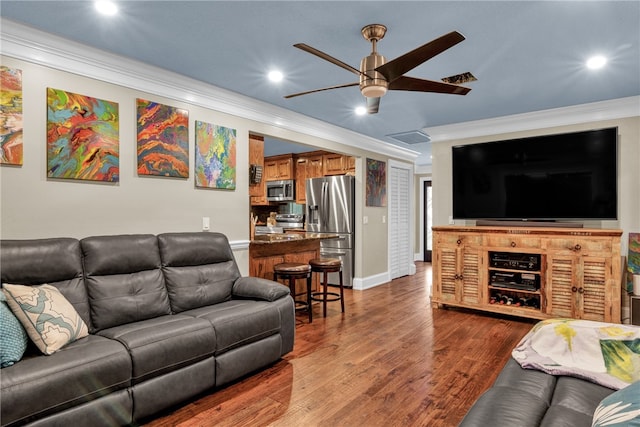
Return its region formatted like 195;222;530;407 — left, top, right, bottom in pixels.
0;290;28;368
592;381;640;426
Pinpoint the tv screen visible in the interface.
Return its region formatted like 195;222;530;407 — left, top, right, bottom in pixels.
452;127;618;221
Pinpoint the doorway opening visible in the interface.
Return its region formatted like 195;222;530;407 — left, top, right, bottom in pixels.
423;180;432;262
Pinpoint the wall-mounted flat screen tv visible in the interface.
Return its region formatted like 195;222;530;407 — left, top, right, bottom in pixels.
452;127;618;221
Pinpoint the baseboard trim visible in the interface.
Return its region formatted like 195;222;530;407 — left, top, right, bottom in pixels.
353;272;391;291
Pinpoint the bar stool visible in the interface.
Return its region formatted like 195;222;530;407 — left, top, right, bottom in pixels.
309;258;344;317
273;262;313;323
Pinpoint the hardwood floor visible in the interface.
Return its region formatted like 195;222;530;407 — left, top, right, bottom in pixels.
144;262;536;427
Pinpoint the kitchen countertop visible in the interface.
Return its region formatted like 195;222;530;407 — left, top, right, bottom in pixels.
251;233;338;244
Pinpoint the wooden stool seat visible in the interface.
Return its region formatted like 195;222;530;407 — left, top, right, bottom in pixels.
273;262;313;322
309;258;345;317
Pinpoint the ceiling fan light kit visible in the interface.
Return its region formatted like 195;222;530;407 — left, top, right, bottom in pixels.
286;23;474;114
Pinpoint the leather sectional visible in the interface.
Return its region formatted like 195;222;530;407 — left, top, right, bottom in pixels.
0;232;295;426
459;357;615;426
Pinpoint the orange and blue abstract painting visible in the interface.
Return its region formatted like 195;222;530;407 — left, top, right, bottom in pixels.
1;66;23;165
47;88;119;181
366;158;387;207
195;121;236;189
137;98;189;178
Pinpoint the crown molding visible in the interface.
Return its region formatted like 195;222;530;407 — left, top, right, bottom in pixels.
0;18;419;162
423;96;640;143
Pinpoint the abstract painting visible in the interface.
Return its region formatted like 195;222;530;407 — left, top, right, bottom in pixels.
366;158;387;207
47;88;119;181
136;98;188;177
627;233;640;293
194;120;236;189
1;66;23;165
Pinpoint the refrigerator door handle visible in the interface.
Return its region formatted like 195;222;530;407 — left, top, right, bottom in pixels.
321;181;329;227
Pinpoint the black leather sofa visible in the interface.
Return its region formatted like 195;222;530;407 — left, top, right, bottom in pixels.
459;357;615;427
0;232;295;427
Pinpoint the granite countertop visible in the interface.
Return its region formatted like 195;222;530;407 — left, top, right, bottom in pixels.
251;233;338;244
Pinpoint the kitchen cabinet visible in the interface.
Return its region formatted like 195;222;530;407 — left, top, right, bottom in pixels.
264;154;294;181
322;153;355;176
249;135;268;206
295;153;323;204
432;226;622;322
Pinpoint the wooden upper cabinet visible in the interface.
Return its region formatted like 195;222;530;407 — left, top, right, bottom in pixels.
323;153;355;176
249;135;268;205
264;154;293;181
295;153;323;204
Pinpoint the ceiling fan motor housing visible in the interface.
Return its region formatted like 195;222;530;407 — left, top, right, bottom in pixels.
360;53;388;98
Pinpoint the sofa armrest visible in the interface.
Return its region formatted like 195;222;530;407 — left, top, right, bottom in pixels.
232;277;290;301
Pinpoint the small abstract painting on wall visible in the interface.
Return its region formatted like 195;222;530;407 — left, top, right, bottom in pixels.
1;66;23;165
194;120;236;189
137;98;189;178
366;158;387;207
47;88;119;181
627;233;640;293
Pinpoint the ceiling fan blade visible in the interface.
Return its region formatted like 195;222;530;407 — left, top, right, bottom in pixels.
367;97;380;114
389;76;471;95
376;31;465;82
284;82;359;99
294;43;362;76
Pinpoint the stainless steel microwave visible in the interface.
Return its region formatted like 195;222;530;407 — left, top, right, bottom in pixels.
266;180;295;202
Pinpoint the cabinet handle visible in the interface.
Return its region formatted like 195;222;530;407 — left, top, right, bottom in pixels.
574;244;581;251
456;239;462;245
572;286;578;293
510;241;516;247
578;287;584;294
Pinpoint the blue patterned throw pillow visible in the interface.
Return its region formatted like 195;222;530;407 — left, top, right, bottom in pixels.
2;283;88;355
0;290;28;367
592;381;640;426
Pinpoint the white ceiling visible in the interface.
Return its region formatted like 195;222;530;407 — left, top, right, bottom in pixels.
2;1;639;162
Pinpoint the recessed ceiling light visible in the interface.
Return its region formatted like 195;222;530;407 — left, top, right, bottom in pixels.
95;1;118;16
268;70;283;83
355;106;367;116
586;55;607;70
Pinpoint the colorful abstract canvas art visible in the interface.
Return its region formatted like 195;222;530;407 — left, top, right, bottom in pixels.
1;66;23;165
136;98;189;178
366;158;387;207
194;121;236;189
47;88;119;181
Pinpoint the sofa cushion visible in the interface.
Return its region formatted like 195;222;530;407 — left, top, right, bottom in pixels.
157;232;241;312
0;335;131;427
0;291;28;367
97;314;215;384
0;238;91;328
592;381;640;427
2;283;89;355
81;234;171;331
183;299;282;356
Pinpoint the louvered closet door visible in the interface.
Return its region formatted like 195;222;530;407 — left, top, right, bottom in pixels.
389;164;411;279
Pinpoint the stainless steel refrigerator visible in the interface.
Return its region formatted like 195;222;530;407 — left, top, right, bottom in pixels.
306;175;355;287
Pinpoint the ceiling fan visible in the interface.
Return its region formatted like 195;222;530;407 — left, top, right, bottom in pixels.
285;24;475;114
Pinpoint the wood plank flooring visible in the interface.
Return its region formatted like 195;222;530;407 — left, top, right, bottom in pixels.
144;262;536;427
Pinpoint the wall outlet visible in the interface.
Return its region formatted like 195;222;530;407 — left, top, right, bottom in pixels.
202;216;210;231
363;216;368;225
382;215;386;223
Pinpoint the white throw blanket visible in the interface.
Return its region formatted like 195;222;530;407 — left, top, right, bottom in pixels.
512;318;640;390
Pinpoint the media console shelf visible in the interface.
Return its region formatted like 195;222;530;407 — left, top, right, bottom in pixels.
431;225;622;322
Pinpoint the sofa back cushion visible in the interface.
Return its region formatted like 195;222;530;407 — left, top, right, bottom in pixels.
157;232;241;313
0;238;91;328
81;234;171;331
